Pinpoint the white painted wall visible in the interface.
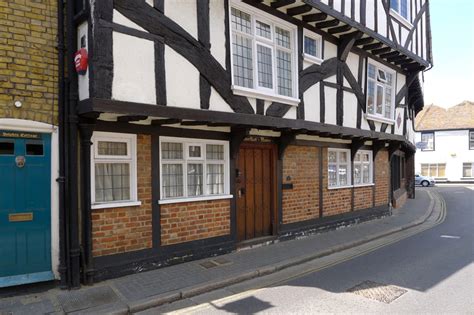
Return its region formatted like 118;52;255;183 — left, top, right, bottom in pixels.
77;22;89;101
165;0;198;39
415;130;474;181
112;32;156;104
303;82;320;123
324;87;337;124
343;92;357;128
209;0;226;68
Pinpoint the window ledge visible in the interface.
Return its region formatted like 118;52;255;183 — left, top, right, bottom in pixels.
328;185;353;190
159;194;234;205
461;177;474;180
365;114;395;125
390;10;413;29
92;200;142;210
231;86;300;106
303;54;324;65
354;183;375;188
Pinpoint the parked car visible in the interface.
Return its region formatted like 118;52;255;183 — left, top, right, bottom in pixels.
415;174;436;187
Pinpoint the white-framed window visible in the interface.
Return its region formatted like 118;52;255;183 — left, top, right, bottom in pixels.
366;59;396;122
469;131;474;150
230;2;299;105
303;31;323;65
420;163;446;178
353;150;373;185
328;148;351;188
390;0;410;21
91;132;139;209
159;137;230;202
462;163;474;178
421;132;434;151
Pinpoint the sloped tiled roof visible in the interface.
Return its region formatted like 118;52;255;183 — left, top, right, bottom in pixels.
415;101;474;131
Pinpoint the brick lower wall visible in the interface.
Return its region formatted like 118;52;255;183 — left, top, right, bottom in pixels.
92;134;152;257
282;145;320;224
375;150;389;206
354;186;374;211
160;199;231;246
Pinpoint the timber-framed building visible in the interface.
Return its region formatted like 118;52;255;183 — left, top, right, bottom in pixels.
9;0;433;288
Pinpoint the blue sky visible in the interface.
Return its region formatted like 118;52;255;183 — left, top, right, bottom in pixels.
423;0;474;107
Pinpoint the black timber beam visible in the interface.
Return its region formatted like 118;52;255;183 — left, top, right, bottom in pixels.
271;0;296;9
180;120;210;126
388;55;408;63
117;115;148;122
371;47;391;55
362;42;383;50
230;126;249;159
354;37;374;46
151;118;181;125
372;140;386;160
338;31;363;61
379;51;399;59
287;4;312;16
351;139;366;160
302;12;327;22
315;19;339;29
328;24;352;34
278;131;298;159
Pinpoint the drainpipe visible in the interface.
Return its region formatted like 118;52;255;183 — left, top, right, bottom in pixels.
66;0;81;288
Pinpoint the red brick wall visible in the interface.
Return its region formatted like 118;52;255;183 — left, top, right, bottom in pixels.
282;145;320;224
354;186;373;210
91;134;152;257
321;147;352;216
160;199;231;245
375;149;389;206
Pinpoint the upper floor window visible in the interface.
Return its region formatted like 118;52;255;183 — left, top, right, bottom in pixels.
390;0;409;20
421;132;434;151
366;61;395;121
230;5;298;102
469;131;474;150
303;31;323;64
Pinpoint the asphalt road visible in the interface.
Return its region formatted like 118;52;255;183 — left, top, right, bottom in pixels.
158;186;474;314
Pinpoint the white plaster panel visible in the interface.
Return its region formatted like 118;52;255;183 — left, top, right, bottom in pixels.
394;107;404;135
264;100;272;114
377;0;387;38
283;107;297;119
396;72;406;94
324;41;337;59
324;86;337;125
421;14;426;60
343;91;357;128
373;121;382;132
326;75;337;84
354;0;361;22
360;114;370;131
209;87;233;113
165;46;200;109
113;9;146;32
344;0;351;18
333;0;341;12
210;0;226;68
303;82;320;123
346;52;359;81
77;22;89;101
401;27;409;47
366;0;375;30
112;32;156;104
165;0;198;39
145;0;153;6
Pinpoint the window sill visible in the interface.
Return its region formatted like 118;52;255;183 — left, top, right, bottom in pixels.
461;177;474;180
91;200;142;210
365;114;395;125
328;185;353;190
304;54;324;65
389;10;413;29
231;86;300;106
354;183;375;188
159;194;234;205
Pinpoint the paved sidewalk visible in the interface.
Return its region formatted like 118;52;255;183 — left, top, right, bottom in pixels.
0;188;437;315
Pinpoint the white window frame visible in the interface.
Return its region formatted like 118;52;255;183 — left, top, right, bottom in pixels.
390;0;412;28
420;163;446;178
303;30;323;65
328;148;352;189
365;59;396;124
469;131;474;150
159;137;232;204
421;132;434;151
91;132;140;209
230;1;300;106
462;162;474;178
353;150;374;186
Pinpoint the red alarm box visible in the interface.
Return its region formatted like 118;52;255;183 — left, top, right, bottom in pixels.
74;48;88;75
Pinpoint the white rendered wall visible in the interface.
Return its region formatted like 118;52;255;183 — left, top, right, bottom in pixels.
209;0;226;68
303;83;320;123
165;0;198;39
415;130;474;181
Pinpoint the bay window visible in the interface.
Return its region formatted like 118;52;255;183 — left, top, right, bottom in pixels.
390;0;409;20
160;137;229;202
366;60;395;122
230;4;298;103
328;149;351;188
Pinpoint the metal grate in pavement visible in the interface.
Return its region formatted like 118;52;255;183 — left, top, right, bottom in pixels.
199;260;219;269
347;280;407;304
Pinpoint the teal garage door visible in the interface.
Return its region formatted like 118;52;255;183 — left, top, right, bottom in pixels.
0;132;53;287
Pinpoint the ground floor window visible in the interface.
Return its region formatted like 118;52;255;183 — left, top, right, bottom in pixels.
328;149;351;187
160;137;229;200
91;132;138;206
354;150;373;185
462;162;474;178
420;163;446;178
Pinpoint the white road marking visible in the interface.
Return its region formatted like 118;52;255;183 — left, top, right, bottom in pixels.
440;235;461;239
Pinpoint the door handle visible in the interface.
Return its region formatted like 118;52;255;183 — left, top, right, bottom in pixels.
238;188;246;198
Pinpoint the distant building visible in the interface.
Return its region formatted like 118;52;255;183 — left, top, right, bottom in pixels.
415;101;474;182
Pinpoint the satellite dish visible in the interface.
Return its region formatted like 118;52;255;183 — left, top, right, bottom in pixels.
415;141;427;149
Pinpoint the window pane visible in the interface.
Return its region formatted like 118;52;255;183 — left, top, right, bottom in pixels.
368;64;376;79
354;164;362;184
422;133;434;150
421;164;428;176
438;164;446;177
429;164;437;177
162;164;183;198
277;49;292;97
328;164;337;186
231;8;251;34
400;0;408;18
207;164;225;195
257;44;273;88
256;20;271;39
188;145;202;158
367;81;375;114
390;0;399;11
339;165;348;186
275;27;291;49
98;141;127;156
304;36;317;56
384;86;392;118
339;151;347;163
162;142;183;159
376;85;384;115
463;163;473;177
0;141;14;155
470;132;474;149
362;153;370;162
206;144;224;160
232;34;253;88
187;164;203;196
95;163;130;202
328;151;337;163
26;141;44;156
362;164;370;183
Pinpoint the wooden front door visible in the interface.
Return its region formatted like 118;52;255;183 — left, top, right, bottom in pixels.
236;142;277;242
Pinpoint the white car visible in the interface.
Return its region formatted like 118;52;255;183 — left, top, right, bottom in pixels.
415;174;436;187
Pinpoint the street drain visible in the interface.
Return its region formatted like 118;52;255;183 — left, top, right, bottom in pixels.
199;257;233;269
347;280;407;304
